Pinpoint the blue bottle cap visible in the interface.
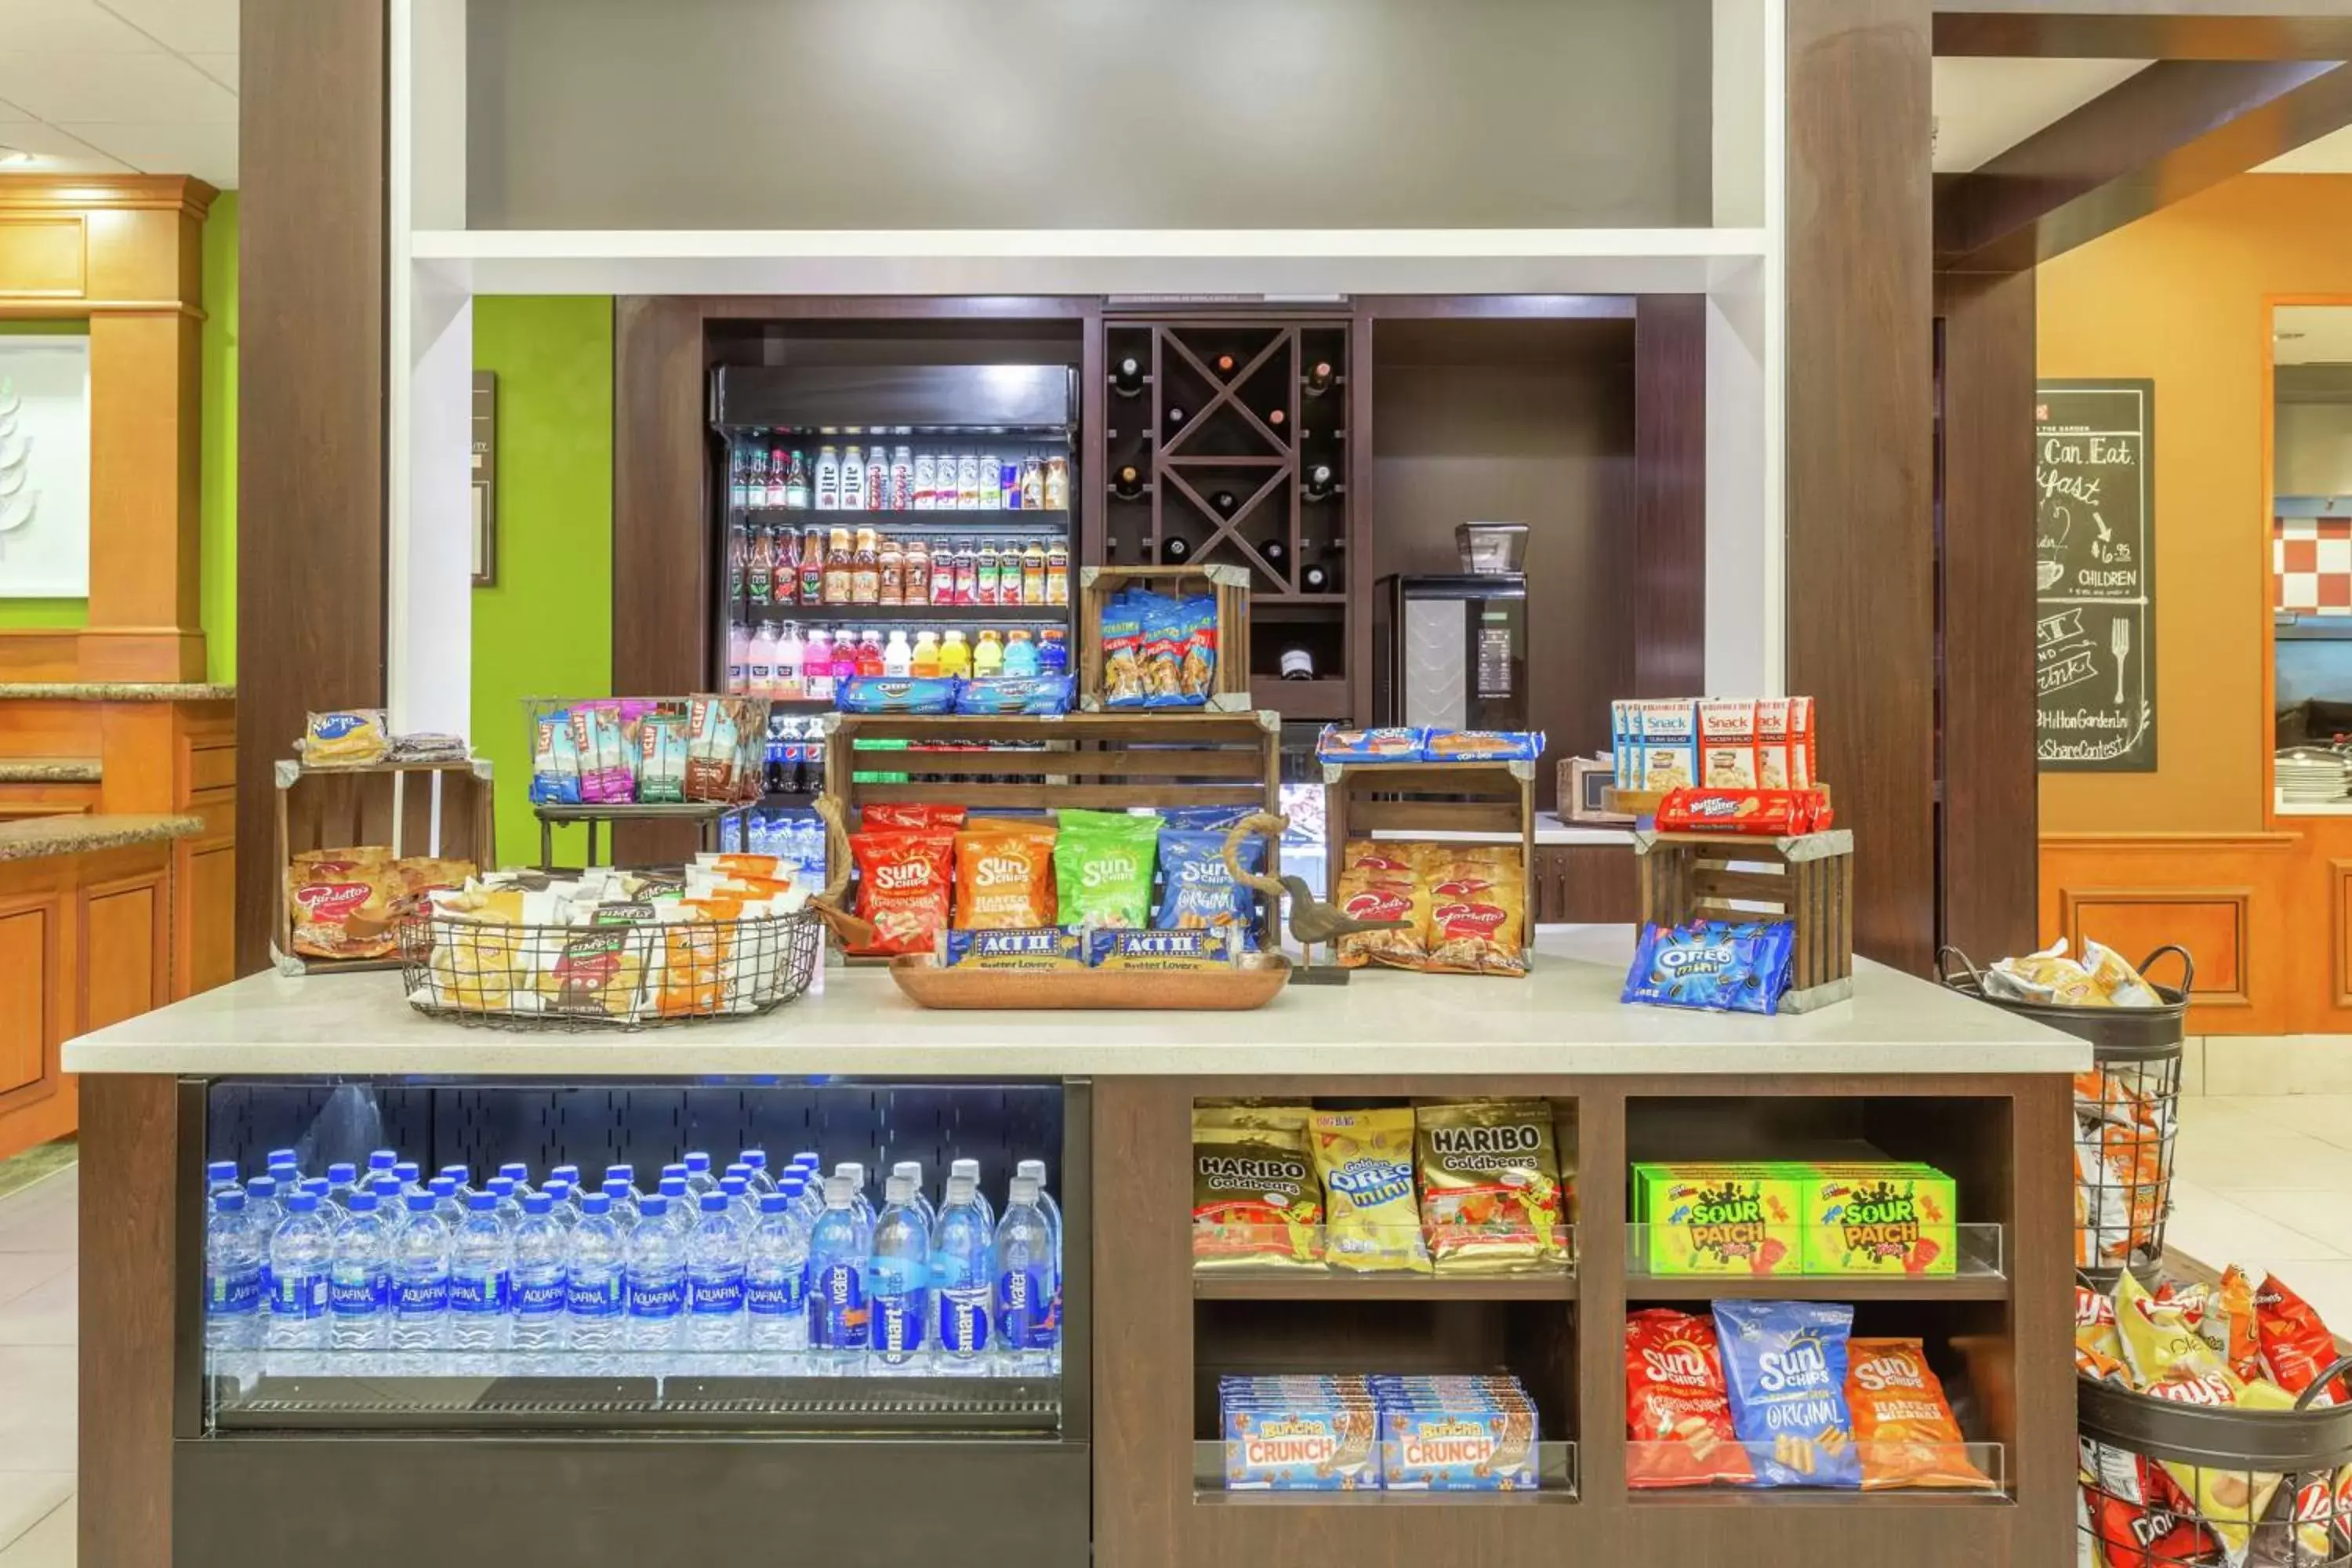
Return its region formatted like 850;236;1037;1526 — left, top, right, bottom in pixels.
604;1163;633;1180
550;1164;580;1182
467;1192;497;1212
662;1163;688;1179
328;1163;357;1183
778;1172;807;1196
640;1195;669;1218
370;1176;402;1198
602;1178;632;1199
758;1192;791;1214
791;1152;820;1170
213;1190;245;1213
701;1192;729;1214
523;1192;554;1215
303;1178;331;1196
581;1193;612;1216
207;1160;237;1181
246;1176;277;1198
499;1163;528;1181
683;1152;711;1174
720;1176;748;1197
368;1150;398;1170
440;1164;468;1180
659;1177;688;1198
286;1192;321;1213
543;1180;572;1203
724;1163;753;1180
740;1149;768;1171
487;1177;517;1198
430;1177;459;1198
406;1192;437;1214
348;1192;379;1214
267;1147;298;1166
394;1162;420;1182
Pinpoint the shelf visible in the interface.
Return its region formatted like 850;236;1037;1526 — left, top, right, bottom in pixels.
1624;1222;2008;1301
1248;677;1353;722
1163;455;1289;469
1624;1442;2007;1503
1254;593;1348;606
739;510;1072;534
1192;1440;1578;1504
771;602;1069;625
1195;1269;1573;1301
535;800;736;824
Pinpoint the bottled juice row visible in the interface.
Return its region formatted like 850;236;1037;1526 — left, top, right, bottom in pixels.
726;621;1069;702
732;524;1071;611
730;442;1072;514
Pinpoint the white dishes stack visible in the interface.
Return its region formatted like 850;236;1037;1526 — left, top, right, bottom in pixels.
2277;747;2351;805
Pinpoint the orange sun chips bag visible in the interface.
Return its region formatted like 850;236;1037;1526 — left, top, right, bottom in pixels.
1845;1338;1993;1490
952;827;1058;931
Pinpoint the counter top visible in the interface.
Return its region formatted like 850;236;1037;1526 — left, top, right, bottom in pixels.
64;925;2087;1078
1375;811;1634;847
0;812;201;864
0;757;100;784
0;682;234;702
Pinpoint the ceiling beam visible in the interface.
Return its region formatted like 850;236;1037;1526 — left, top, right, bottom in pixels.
1936;57;2352;269
1935;8;2352;60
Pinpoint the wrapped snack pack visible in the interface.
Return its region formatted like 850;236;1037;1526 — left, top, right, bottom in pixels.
684;696;746;803
1332;862;1427;971
1421;855;1527;977
2256;1272;2350;1407
942;927;1085;971
1653;786;1833;837
1414;1100;1567;1273
1421;729;1544;763
1715;1300;1861;1489
1315;727;1425;764
286;846;402;960
635;713;688;804
1087;927;1236;970
1634;1165;1798;1276
837;675;961;715
1845;1338;1992;1490
1178;594;1218;700
1054;809;1160;929
529;706;584;804
863;804;967;832
952;826;1058;931
1622;920;1795;1014
1099;597;1147;708
1309;1108;1431;1274
1987;937;2161;1010
571;701;633;804
300;709;390;768
1154;828;1261;946
1192;1112;1322;1271
849;829;956;956
954;674;1073;715
1624;1308;1755;1488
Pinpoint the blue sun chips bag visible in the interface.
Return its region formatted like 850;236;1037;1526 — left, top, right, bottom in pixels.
1712;1300;1860;1489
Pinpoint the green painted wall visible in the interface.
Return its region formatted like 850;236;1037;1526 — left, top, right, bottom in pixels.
201;193;238;683
0;320;90;630
472;296;615;866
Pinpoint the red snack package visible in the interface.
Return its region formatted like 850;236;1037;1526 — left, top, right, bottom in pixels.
1653;787;1833;837
1624;1308;1755;1489
2256;1273;2350;1406
848;829;956;956
2084;1489;2223;1566
861;803;967;832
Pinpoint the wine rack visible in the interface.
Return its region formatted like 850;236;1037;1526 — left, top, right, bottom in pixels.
1102;318;1353;720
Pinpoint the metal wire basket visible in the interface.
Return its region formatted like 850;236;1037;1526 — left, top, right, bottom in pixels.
396;909;822;1030
2080;1356;2352;1567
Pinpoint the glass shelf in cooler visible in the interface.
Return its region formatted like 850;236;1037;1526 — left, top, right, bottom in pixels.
1192;1439;1578;1504
1624;1441;2007;1501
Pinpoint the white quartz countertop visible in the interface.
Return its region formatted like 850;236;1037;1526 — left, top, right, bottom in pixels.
1374;811;1635;847
64;926;2088;1079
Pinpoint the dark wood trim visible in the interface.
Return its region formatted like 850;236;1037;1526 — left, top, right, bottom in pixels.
1632;295;1707;698
1788;0;1940;976
79;1074;180;1568
1935;269;2041;965
235;0;388;972
1935;9;2352;60
1936;59;2352;270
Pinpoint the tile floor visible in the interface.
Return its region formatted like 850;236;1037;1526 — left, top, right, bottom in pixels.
0;1163;74;1566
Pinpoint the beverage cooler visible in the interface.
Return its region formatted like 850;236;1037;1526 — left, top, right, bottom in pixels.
177;1076;1091;1568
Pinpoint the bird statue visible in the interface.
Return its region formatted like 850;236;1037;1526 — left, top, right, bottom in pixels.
807;793;877;952
1218;812;1409;983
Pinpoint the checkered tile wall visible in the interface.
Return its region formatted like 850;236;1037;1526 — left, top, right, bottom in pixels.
2277;514;2352;614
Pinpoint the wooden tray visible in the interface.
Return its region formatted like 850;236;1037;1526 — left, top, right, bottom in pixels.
887;953;1291;1011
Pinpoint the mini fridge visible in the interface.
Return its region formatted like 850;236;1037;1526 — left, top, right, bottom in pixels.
1374;573;1530;731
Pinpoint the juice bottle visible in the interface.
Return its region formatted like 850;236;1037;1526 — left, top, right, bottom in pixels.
1045;542;1069;606
1002;629;1039;678
883;630;913;677
910;630;941;678
938;630;972;680
852;528;881;604
857;631;886;677
903;539;931;606
802;627;833;702
727;622;752;694
973;629;1005;678
774;526;800;606
1021;543;1047;606
1037;626;1068;674
748;526;774;608
776;622;806;700
974;541;1000;607
823;528;854;605
953;539;978;606
878;536;905;605
832;628;860;689
814;446;841;510
930;539;956;605
746;622;779;698
800;527;826;605
727;527;748;602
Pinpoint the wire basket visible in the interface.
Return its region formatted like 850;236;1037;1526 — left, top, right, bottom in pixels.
396;909;822;1030
1940;944;2191;1288
2080;1357;2352;1567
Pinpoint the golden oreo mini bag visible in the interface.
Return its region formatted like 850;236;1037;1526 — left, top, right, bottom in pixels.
1310;1109;1431;1275
1414;1100;1567;1273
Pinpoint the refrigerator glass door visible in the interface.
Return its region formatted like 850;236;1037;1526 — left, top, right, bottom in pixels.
1402;597;1470;731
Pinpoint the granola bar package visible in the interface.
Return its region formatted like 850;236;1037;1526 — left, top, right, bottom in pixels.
1310;1108;1432;1275
1414;1100;1567;1273
1624;1308;1755;1489
1192;1117;1322;1271
683;696;745;803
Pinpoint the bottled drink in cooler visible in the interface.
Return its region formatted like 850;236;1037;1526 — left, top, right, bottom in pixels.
205;1191;264;1352
328;1189;392;1352
1022;543;1047;605
783;449;811;510
890;446;914;510
911;630;941;678
740;1150;779;1198
207;1160;241;1200
488;1175;524;1230
815;445;840;510
884;629;912;677
869;1174;931;1374
993;1176;1056;1373
1017;1159;1064;1331
601;1171;641;1229
951;1158;995;1232
803;628;835;703
799;527;826;605
723;1172;759;1231
891;1161;937;1230
823;528;853;605
448;1194;513;1353
904;539;931;604
687;1193;748;1353
974;541;1000;606
852;528;880;604
626;1194;687;1354
745;1191;809;1355
566;1192;627;1352
391;1192;451;1354
657;1175;694;1236
806;1175;869;1370
683;1152;717;1200
973;629;1004;678
510;1193;568;1353
773;526;800;607
865;449;889;511
848;632;878;681
912;452;938;510
748;527;773;608
777;622;805;700
839;445;866;511
1038;626;1068;674
1002;630;1038;678
956;454;982;510
878;535;904;604
930;1174;993;1374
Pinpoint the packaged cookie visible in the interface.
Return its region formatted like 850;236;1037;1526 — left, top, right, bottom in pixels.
1192;1118;1321;1271
1310;1109;1431;1275
1414;1100;1567;1273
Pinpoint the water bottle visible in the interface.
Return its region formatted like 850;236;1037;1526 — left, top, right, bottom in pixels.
786;1170;822;1229
993;1175;1056;1374
245;1176;285;1299
548;1164;582;1207
745;1192;808;1357
393;1160;423;1200
265;1192;332;1352
566;1192;627;1355
498;1162;533;1200
541;1179;579;1232
440;1163;474;1203
448;1193;513;1354
429;1174;464;1234
683;1152;717;1198
626;1194;687;1356
891;1162;935;1230
739;1149;779;1197
510;1193;568;1355
686;1193;747;1354
790;1150;821;1178
267;1147;302;1182
656;1176;694;1237
301;1177;333;1205
367;1175;407;1232
806;1176;869;1371
390;1193;450;1357
724;1162;755;1198
869;1174;931;1375
600;1178;640;1231
1017;1157;1064;1342
206;1160;241;1200
951;1159;995;1232
204;1191;264;1352
931;1174;994;1376
837;1163;877;1240
365;1149;399;1192
325;1162;359;1212
487;1175;524;1231
328;1190;392;1354
721;1174;757;1232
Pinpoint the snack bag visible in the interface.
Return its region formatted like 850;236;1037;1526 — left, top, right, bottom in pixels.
1315;726;1425;764
1337;839;1421;880
1421;730;1544;762
1309;1109;1431;1274
302;708;391;768
1155;828;1261;946
1845;1338;1993;1490
953;827;1058;931
2081;938;2165;1007
1178;594;1219;700
652;920;728;1018
529;707;584;805
942;927;1086;971
2077;1284;2131;1385
1054;809;1161;929
1192;1119;1321;1270
1087;927;1235;969
635;713;688;804
2257;1272;2350;1406
849;829;956;956
1159;805;1258;831
1414;1100;1567;1272
954;674;1074;715
1421;855;1528;977
543;926;648;1019
1623;921;1794;1014
286;847;402;960
2215;1266;2264;1385
1099;595;1148;708
1624;1308;1755;1488
862;804;968;832
1332;869;1428;970
1715;1300;1861;1489
2117;1271;2245;1404
1140;593;1192;706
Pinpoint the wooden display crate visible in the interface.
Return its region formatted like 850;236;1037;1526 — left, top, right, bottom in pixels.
1322;759;1537;948
1632;826;1854;1011
1076;563;1251;712
820;710;1283;946
272;757;496;975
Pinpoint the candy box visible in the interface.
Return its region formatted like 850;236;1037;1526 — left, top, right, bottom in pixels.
1635;1163;1802;1276
1221;1402;1381;1491
1800;1165;1957;1276
1378;1403;1541;1491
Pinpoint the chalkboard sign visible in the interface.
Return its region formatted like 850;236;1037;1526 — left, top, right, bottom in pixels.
2036;380;2154;771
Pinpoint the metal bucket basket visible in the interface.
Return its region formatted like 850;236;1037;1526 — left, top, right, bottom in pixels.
2080;1359;2352;1566
1940;945;2192;1288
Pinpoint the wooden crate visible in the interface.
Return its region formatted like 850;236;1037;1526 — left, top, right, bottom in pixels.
1632;827;1855;1011
1323;760;1537;949
273;757;496;975
821;710;1283;946
1076;563;1251;712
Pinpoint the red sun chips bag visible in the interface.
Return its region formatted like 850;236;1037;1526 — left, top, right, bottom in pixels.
849;829;956;956
1624;1308;1754;1488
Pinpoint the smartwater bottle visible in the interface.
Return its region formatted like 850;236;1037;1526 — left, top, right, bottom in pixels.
1016;1157;1064;1367
686;1193;747;1354
626;1194;686;1356
510;1193;568;1355
950;1159;994;1232
566;1192;627;1356
265;1192;333;1353
745;1192;808;1357
993;1176;1055;1374
930;1174;994;1376
836;1163;877;1241
204;1191;263;1352
448;1193;513;1354
390;1192;451;1357
328;1190;392;1354
892;1161;937;1230
805;1176;869;1373
869;1174;931;1375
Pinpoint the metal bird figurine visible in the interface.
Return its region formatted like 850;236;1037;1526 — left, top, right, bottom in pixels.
1218;812;1409;981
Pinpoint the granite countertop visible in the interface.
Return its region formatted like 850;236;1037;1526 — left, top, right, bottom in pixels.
0;757;100;784
0;813;203;864
62;924;2090;1078
0;682;235;702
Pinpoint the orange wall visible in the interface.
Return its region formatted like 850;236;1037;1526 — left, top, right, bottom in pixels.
2037;172;2352;834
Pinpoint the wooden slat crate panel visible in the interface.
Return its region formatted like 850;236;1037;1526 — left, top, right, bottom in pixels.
1324;760;1537;952
1076;564;1251;712
1632;829;1856;1005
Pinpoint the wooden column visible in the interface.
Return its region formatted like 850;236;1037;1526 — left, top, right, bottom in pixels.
1785;0;1938;974
78;1073;180;1568
1632;293;1707;696
236;0;389;973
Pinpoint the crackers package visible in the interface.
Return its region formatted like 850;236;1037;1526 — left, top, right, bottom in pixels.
850;829;956;956
1421;854;1528;977
301;709;390;768
1310;1109;1431;1275
1715;1299;1860;1489
1414;1100;1567;1273
1192;1118;1322;1271
1845;1338;1992;1491
953;826;1058;931
1625;1308;1755;1489
1697;699;1759;787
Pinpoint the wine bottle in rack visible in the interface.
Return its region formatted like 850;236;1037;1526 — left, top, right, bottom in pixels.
1303;463;1338;502
1112;464;1148;501
1111;356;1145;398
1261;538;1289;573
1265;408;1287;431
1166;406;1189;434
1214;352;1237;378
1279;645;1317;681
1162;537;1192;564
1301;562;1331;593
1303;360;1337;397
1210;490;1239;518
